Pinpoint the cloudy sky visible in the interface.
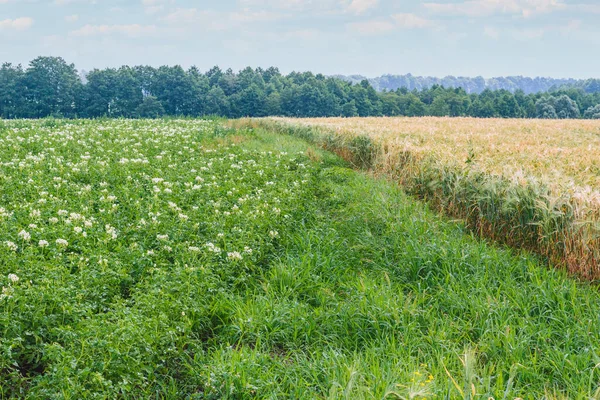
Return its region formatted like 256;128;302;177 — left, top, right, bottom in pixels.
1;0;598;78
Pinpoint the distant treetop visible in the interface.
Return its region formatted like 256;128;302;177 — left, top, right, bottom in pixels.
333;74;600;95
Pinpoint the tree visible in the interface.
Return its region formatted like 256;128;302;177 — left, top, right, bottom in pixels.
381;92;400;116
535;98;558;119
135;96;165;118
495;91;522;118
469;98;496;118
204;87;229;116
186;66;210;116
514;90;535;118
264;91;282;116
296;83;325;117
582;79;600;94
83;67;143;118
405;94;425;117
262;67;281;83
133;65;156;97
584;105;600;119
429;96;450;116
554;95;580;119
4;55;600;120
218;69;238;96
151;65;201;116
205;66;223;87
22;56;82;118
350;85;373;116
445;89;471;117
0;63;25;118
232;83;266;117
341;100;358;117
83;68;117;117
236;67;265;92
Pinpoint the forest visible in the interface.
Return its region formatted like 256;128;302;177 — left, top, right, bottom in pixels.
336;73;600;94
1;56;600;120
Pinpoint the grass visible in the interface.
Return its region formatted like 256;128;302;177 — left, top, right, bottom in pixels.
2;119;600;398
244;117;600;280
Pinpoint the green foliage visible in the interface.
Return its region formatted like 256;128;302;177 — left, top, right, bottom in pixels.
349;135;379;169
554;94;580;119
584;104;600;119
0;63;25;119
3;57;600;120
536;97;558;119
21;57;82;118
342;100;358;117
84;67;143;117
135;96;165;118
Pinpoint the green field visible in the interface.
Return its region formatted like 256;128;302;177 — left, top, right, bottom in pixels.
2;119;600;398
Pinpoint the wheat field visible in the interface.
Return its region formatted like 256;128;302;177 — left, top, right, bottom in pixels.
274;117;600;192
250;117;600;279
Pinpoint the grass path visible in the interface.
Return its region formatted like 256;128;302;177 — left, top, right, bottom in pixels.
2;121;600;398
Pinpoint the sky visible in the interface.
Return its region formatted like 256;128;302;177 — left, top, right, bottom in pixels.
1;0;599;79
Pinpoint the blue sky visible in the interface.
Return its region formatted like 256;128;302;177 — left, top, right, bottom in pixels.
1;0;599;78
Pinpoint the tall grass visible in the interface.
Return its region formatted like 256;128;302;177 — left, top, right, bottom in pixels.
237;118;600;279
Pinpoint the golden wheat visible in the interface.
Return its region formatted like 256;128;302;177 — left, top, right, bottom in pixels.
273;117;600;188
252;117;600;279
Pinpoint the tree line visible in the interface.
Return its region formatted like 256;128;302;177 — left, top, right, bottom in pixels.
1;56;600;120
335;74;597;95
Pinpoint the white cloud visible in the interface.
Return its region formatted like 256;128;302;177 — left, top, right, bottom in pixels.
65;14;79;22
345;0;378;15
391;13;434;28
70;24;157;37
0;17;34;31
424;0;565;18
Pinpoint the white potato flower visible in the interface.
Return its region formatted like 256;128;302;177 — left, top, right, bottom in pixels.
227;252;243;261
18;230;31;242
